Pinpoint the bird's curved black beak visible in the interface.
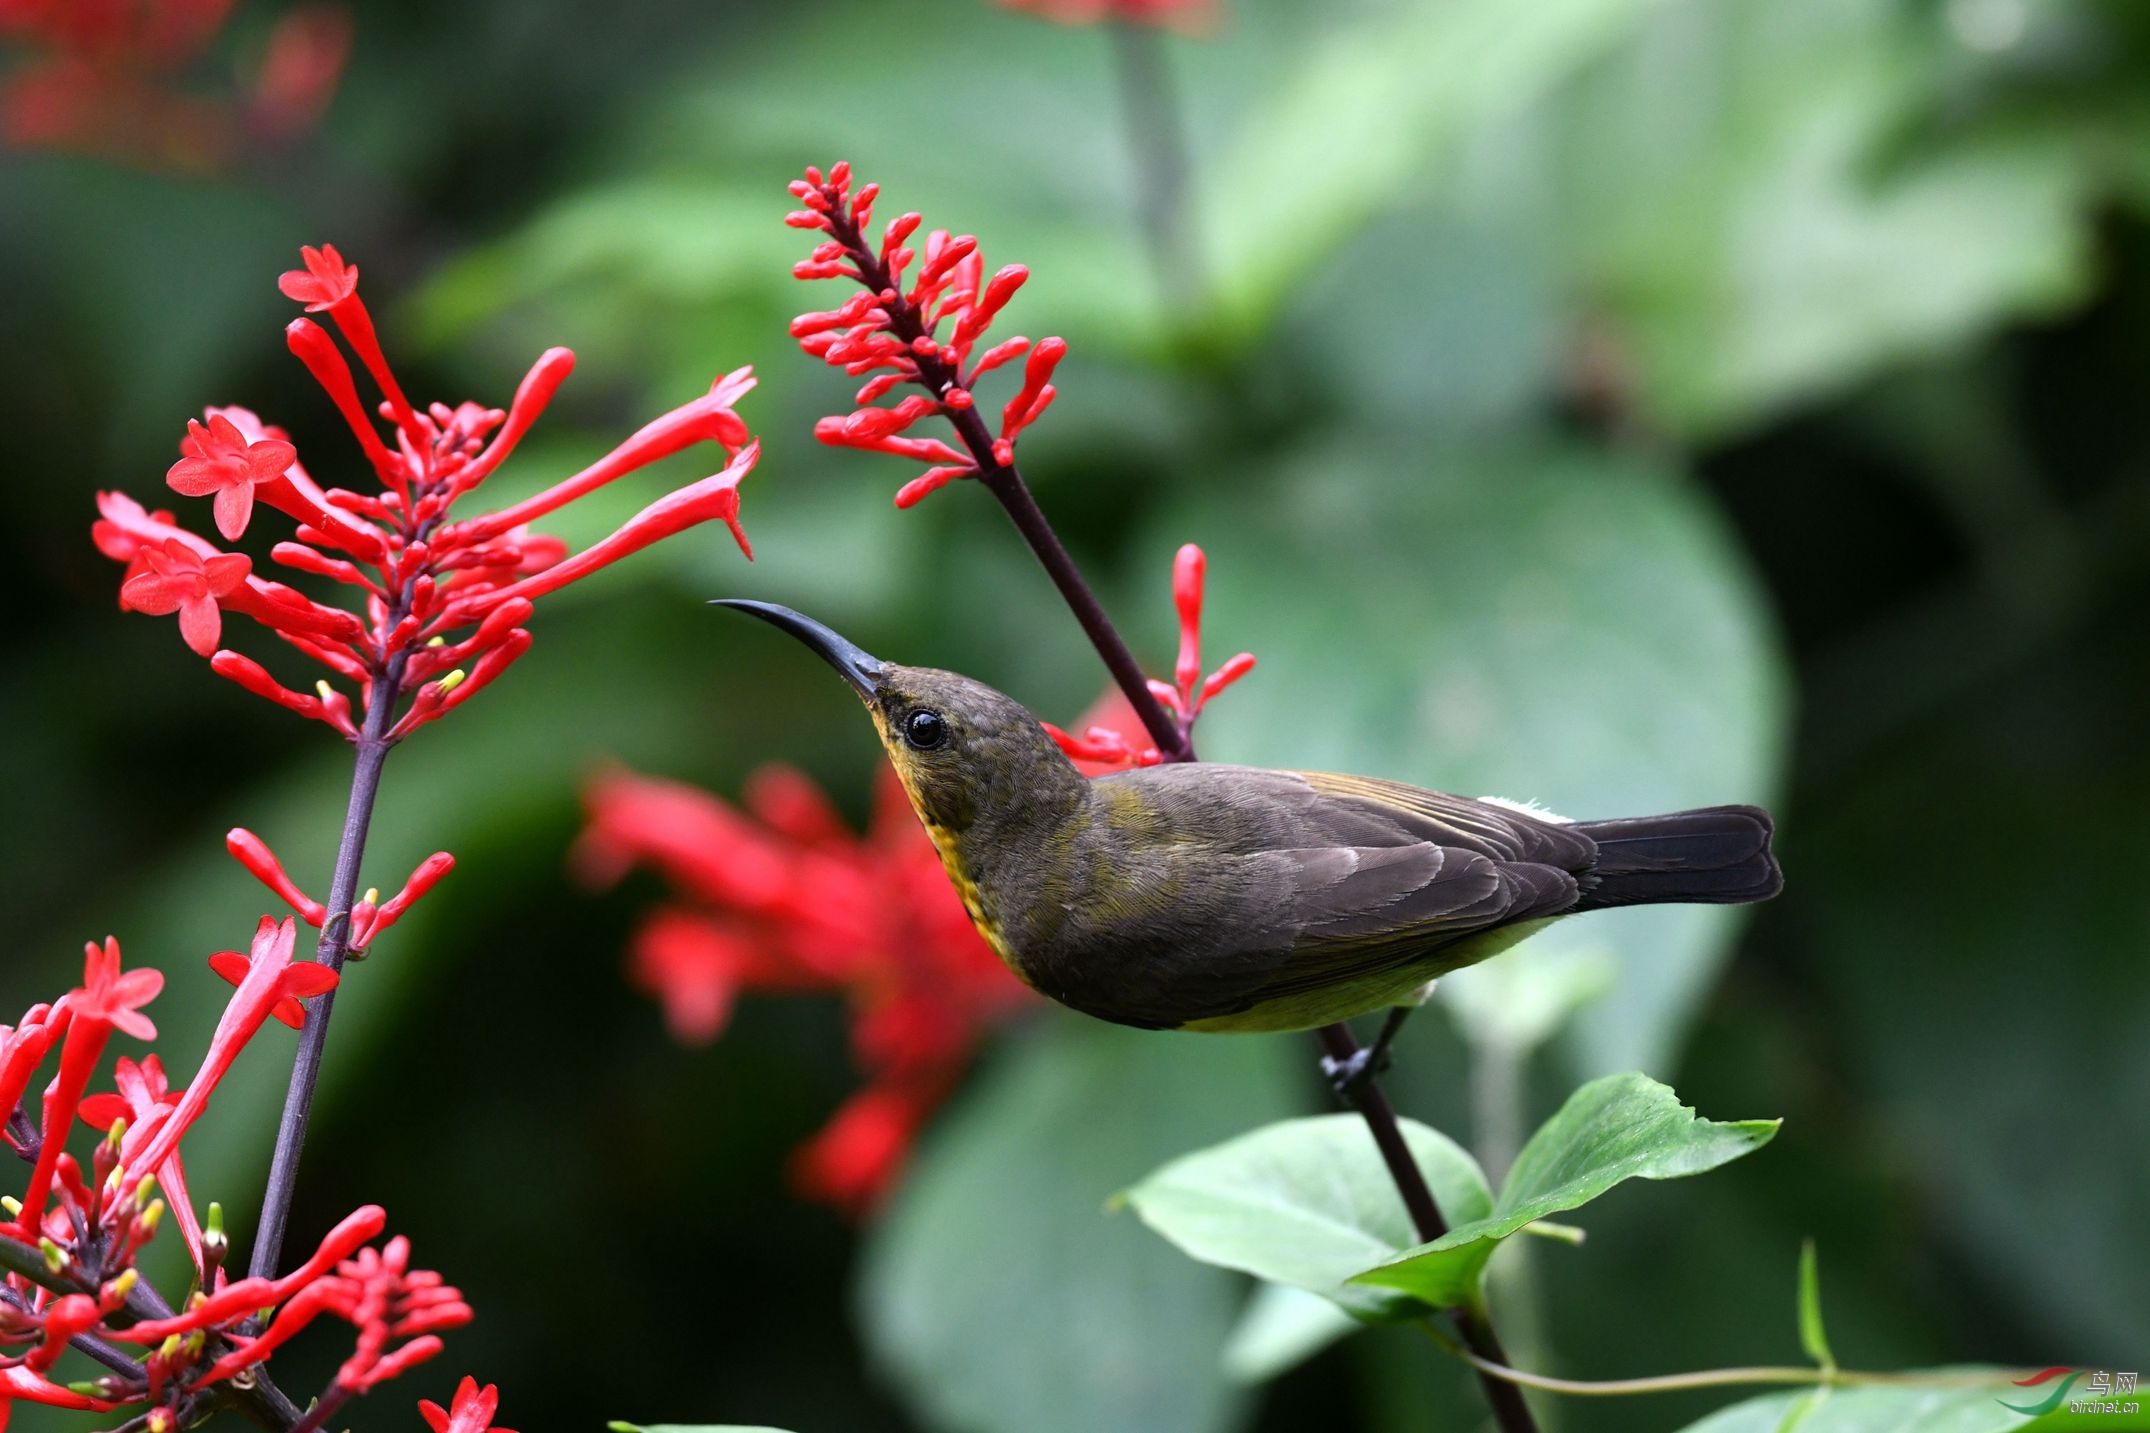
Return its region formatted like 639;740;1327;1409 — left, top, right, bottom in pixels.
710;600;885;699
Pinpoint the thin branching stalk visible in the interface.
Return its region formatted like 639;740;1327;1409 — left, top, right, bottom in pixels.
1428;1326;2029;1398
812;194;1539;1432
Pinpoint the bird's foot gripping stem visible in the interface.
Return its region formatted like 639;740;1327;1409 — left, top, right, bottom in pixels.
1322;1005;1415;1101
1321;1044;1387;1101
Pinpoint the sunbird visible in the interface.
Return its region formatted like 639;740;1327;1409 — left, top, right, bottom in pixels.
717;602;1781;1058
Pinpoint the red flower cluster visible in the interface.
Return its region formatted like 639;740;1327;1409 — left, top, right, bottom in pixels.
1044;543;1254;767
226;826;452;957
94;244;758;746
0;0;351;170
420;1376;517;1433
992;0;1219;32
788;162;1066;508
2;932;483;1425
576;764;1034;1213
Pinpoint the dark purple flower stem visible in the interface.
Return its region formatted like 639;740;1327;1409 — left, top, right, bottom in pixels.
819;204;1190;761
1317;1028;1539;1430
249;487;451;1286
285;1382;352;1433
8;1102;39;1162
247;674;400;1285
818;189;1538;1433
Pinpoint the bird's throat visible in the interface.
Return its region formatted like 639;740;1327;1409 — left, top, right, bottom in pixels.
917;813;1039;990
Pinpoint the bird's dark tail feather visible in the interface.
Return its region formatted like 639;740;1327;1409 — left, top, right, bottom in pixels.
1569;804;1781;910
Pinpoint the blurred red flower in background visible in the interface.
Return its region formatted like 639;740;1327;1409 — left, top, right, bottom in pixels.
576;764;1034;1214
0;0;351;170
992;0;1219;33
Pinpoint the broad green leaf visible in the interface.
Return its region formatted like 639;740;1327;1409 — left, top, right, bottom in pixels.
1201;0;1669;342
1219;1282;1362;1385
858;1018;1299;1433
1799;1240;1836;1372
1681;1376;2038;1432
1158;439;1788;1077
1549;0;2096;435
1779;1387;1834;1433
1352;1073;1778;1307
1434;942;1616;1058
1122;1114;1490;1322
611;1425;798;1432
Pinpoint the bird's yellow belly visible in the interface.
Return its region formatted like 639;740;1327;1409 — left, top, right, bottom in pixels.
1180;918;1554;1033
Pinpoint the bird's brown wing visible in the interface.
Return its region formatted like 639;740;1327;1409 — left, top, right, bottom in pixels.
1292;770;1599;869
1066;765;1595;1026
1234;840;1580;1006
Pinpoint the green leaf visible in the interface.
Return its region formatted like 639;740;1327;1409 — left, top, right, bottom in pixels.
1122;1114;1490;1322
1798;1239;1836;1373
857;1018;1300;1433
1219;1282;1362;1385
1679;1375;2039;1432
1778;1387;1833;1433
1201;0;1669;342
1548;1;2096;436
610;1425;799;1432
1352;1073;1778;1307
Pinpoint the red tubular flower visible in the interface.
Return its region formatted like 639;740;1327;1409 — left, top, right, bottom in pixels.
11;940;161;1237
993;0;1220;31
93;248;758;749
330;1237;470;1393
164;412;297;540
124;917;337;1179
1040;542;1255;769
350;851;454;950
78;1055;205;1269
180;1228;469;1393
0;1004;68;1143
119;539;251;656
787;163;1069;508
118;1204;387;1345
277;242;359;311
1;1365;117;1413
25;1293;99;1373
225;828;330;925
419;1377;517;1433
789;1083;936;1213
577;764;1033;1213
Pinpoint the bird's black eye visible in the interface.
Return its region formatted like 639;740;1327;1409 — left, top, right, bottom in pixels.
903;709;948;751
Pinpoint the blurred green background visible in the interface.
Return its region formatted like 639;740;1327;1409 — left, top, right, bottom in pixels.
5;0;2147;1427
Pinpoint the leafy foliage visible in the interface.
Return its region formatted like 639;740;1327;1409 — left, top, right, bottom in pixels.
857;1020;1299;1433
1352;1074;1776;1308
1122;1114;1488;1321
1677;1380;2037;1433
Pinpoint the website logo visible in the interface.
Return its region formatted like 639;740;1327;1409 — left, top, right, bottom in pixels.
1999;1367;2139;1417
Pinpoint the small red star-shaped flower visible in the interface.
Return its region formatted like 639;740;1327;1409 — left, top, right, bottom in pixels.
69;937;162;1043
419;1377;517;1433
118;538;251;656
165;411;297;540
277;243;359;312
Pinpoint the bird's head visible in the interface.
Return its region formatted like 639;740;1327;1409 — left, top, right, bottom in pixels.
713;600;1081;835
